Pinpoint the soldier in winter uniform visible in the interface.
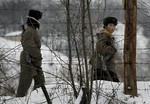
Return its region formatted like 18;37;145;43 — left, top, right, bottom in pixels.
89;17;119;82
16;10;45;97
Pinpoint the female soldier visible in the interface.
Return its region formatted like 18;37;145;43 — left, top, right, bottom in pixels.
90;17;119;82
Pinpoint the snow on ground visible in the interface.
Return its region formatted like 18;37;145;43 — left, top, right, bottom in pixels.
91;81;150;104
0;35;70;90
4;31;22;36
0;30;150;104
0;81;150;104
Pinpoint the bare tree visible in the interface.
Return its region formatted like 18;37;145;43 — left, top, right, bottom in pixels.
65;0;78;98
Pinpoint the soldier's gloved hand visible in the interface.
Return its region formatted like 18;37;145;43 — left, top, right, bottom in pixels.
33;61;41;68
31;56;42;67
33;73;45;90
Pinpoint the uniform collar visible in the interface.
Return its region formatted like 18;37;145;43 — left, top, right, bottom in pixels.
100;29;112;36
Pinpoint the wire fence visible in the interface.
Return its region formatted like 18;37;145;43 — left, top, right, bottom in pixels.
0;0;150;103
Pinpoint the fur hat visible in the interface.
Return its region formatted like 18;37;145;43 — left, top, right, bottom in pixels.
26;9;42;29
28;9;42;20
103;17;117;26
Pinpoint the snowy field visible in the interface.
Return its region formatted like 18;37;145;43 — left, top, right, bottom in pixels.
0;24;150;104
0;81;150;104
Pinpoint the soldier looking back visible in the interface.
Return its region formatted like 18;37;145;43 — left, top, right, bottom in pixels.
89;17;119;82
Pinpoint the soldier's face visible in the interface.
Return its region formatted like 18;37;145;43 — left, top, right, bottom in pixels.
105;23;116;33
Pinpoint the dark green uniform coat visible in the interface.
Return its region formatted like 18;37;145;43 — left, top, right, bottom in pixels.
90;29;119;82
16;26;45;97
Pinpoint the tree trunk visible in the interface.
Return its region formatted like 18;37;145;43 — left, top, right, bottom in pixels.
86;0;94;102
81;0;90;103
124;0;138;96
